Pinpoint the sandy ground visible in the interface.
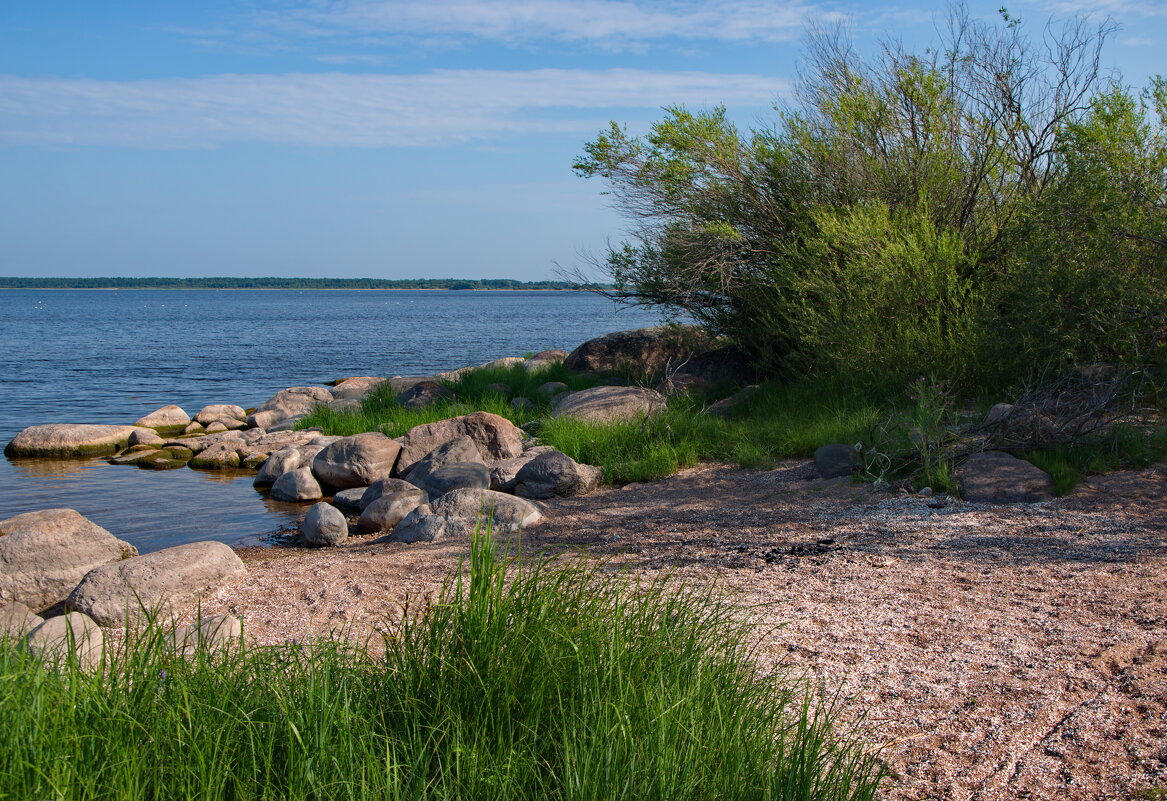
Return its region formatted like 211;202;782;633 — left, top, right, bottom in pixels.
196;459;1167;801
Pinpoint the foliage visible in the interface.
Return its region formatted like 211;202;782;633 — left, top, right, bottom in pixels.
574;6;1167;392
0;531;886;800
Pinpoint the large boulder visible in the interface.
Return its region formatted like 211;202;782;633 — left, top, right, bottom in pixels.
0;509;137;611
488;446;556;491
254;387;331;424
66;541;247;627
383;506;468;543
397;380;454;410
253;445;304;487
358;478;422;511
564;327;712;378
551;386;667;423
957;451;1055;504
270;467;324;502
133;405;191;431
430;488;543;532
523;350;568;372
706;385;759;418
395;412;525;476
168;614;242;657
331;487;369;513
128;428;166;448
25;612;104;669
414;462;491;498
330;376;389;401
311;433;402;490
402;436;484;484
357;490;429;534
195;404;247;426
0;602;44;639
513;450;602;499
188;441;243;470
814;444;859;479
5;424;140;458
299;502;349;547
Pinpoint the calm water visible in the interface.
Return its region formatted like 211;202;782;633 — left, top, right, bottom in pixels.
0;289;660;552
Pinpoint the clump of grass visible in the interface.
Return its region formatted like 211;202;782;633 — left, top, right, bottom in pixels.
0;530;886;800
1018;423;1167;495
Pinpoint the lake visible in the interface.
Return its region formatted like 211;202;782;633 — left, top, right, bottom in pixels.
0;289;661;552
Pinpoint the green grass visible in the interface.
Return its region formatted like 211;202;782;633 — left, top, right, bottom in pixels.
0;531;886;800
1017;423;1167;495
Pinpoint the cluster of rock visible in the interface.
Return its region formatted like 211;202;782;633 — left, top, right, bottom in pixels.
0;508;245;667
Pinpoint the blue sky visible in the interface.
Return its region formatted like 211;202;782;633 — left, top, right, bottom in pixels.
1;1;1164;280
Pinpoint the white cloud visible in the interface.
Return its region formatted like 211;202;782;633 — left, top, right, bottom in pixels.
263;0;846;45
1037;0;1167;17
0;69;789;149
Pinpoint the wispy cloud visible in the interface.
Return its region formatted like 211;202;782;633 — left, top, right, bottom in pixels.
0;69;789;149
1036;0;1167;17
260;0;847;46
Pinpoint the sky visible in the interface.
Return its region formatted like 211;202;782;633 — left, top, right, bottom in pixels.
1;1;1165;281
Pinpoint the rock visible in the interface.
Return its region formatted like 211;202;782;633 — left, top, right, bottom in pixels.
551;386;668;423
656;372;713;397
299;502;349;547
254;388;329;424
183;421;206;434
510;396;534;412
395;412;525;476
326;398;362;413
387;376;438;395
671;345;753;385
267;415;307;432
330;376;388;401
814;444;859;479
0;509;137;611
430;488;543;532
983;403;1014;426
357;490;429;534
5;424;140;458
396;380;454;410
706;385;760;417
133;405;191;431
415;462;491;498
476;356;526;371
311;433;402;490
136;451;192;470
66;541;247;627
253;446;303;487
188;441;242;470
488;447;556;491
246;410;286;429
260;387;333;409
513;450;603;499
331;487;369;513
168;614;241;657
402;436;484;484
0;602;44;639
270;467;324;502
957;451;1055;504
537;381;570;397
204;421;229;434
484;382;512;396
564;326;712;378
128;428;166;447
523;350;568;371
25;612;104;669
359;478;422;511
383;506;468;543
195;404;247;426
108;448;163;466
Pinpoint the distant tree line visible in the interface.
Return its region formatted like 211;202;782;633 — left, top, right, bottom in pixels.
0;277;609;291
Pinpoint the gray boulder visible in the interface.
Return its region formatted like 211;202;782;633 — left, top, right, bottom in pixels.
488;447;556;491
330;376;388;401
0;509;137;611
537;381;570;397
957;451;1055;504
253;445;304;488
357;490;429;534
383;506;468;544
513;450;602;499
331;487;369;513
415;462;491;498
397;380;454;410
0;602;44;639
358;478;422;511
706;385;759;418
299;502;349;547
188;441;243;469
128;428;166;448
402;436;484;484
5;424;140;457
552;386;667;423
312;432;402;490
523;350;568;372
395;412;525;476
814;444;859;479
564;327;712;378
25;612;104;669
430;488;542;532
66;541;247;627
195;404;247;426
270;467;324;502
133;405;191;431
